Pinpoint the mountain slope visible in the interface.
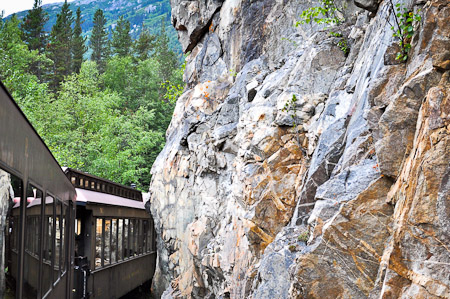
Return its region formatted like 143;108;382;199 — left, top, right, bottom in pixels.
6;0;180;53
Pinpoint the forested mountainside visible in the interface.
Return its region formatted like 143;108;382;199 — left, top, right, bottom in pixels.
6;0;180;53
150;0;450;297
0;0;183;191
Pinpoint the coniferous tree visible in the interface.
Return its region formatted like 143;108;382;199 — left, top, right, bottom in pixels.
72;8;87;73
90;9;109;72
111;16;132;57
155;18;178;82
20;0;49;81
21;0;48;53
48;0;73;91
134;24;156;61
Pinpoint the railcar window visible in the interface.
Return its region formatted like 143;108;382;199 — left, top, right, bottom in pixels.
150;219;154;251
124;219;129;259
95;218;103;269
129;219;135;258
134;219;139;256
118;219;123;261
104;219;111;266
149;220;153;252
71;176;76;185
138;220;143;255
23;184;42;298
111;219;117;263
75;219;81;236
143;220;148;253
54;202;61;276
61;203;67;274
2;168;23;298
93;217;152;270
117;219;123;261
43;196;54;295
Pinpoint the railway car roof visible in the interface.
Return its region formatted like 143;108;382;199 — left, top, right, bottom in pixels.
75;188;145;209
0;81;75;203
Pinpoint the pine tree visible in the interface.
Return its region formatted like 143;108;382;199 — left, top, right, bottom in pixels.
133;24;156;61
21;0;48;53
111;16;132;57
90;9;109;72
72;8;87;73
155;18;178;83
20;0;49;81
48;0;73;91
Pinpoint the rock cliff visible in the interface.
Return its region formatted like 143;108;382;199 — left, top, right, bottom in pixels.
149;0;450;297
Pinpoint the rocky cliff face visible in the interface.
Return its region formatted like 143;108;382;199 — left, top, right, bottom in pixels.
0;170;12;298
149;0;450;297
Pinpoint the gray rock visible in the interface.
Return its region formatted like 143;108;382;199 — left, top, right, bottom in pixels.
0;170;11;298
150;0;450;297
354;0;380;13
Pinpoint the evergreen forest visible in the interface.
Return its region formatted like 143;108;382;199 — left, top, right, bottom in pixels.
0;0;184;191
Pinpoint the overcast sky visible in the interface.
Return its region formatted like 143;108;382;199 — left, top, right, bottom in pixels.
1;0;75;17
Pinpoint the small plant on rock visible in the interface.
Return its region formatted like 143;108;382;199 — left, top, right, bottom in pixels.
297;0;349;54
296;0;343;26
298;231;309;242
389;0;421;61
329;31;349;54
289;244;297;252
282;94;299;128
229;69;237;78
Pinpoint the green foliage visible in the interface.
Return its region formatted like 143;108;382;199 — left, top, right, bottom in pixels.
72;8;87;73
7;0;181;55
337;38;349;54
20;0;48;54
298;231;309;242
329;31;349;54
161;80;184;105
281;37;298;47
389;1;421;62
155;18;178;83
297;1;349;54
48;0;73;91
0;15;47;99
297;0;343;26
288;244;297;252
282;94;299;128
134;25;156;61
160;58;185;105
111;16;132;57
0;5;184;191
229;69;238;78
90;9;109;73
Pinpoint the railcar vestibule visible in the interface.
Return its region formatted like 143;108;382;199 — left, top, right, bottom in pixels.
65;168;156;299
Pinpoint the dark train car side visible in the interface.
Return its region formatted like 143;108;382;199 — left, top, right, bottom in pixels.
0;81;77;299
65;169;156;299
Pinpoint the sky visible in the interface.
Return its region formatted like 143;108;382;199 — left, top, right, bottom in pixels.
1;0;74;17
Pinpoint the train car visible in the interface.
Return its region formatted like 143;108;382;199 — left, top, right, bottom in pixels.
65;168;157;299
0;81;77;299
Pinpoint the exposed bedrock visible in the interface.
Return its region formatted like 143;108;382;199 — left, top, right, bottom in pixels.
149;0;450;297
0;170;12;298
